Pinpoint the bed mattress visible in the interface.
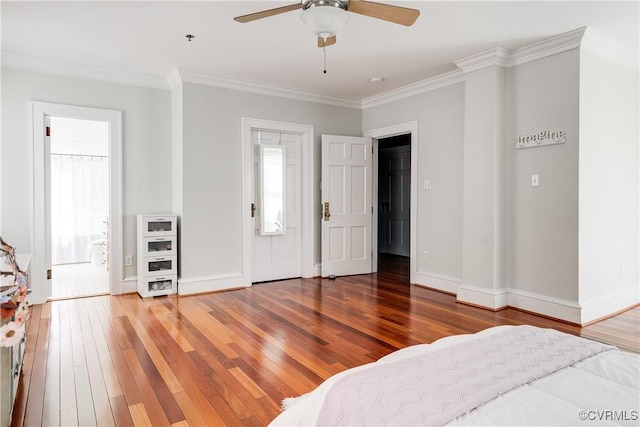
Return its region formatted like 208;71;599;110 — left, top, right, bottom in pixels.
270;325;639;426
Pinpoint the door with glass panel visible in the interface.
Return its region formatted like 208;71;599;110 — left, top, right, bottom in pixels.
252;130;302;282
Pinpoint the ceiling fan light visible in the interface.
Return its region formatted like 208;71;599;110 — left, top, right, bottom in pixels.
301;5;349;37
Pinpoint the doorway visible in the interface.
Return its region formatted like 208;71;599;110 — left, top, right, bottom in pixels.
366;121;418;284
241;117;315;284
252;130;302;282
49;117;110;299
31;101;123;304
377;134;411;281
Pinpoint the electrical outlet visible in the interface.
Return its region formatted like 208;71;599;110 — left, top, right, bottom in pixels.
423;179;432;190
423;251;429;261
125;255;133;266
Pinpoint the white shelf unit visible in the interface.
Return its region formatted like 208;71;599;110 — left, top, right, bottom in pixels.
136;214;178;297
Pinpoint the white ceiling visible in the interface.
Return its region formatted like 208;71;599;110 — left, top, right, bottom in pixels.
2;1;638;102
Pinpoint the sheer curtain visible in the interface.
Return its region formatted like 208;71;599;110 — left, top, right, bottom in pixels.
51;154;109;265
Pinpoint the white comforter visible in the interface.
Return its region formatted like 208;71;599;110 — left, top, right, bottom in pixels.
270;326;640;426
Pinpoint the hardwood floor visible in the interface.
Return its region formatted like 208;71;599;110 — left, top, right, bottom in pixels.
12;255;639;426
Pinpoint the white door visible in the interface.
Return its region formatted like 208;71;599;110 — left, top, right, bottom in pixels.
252;130;302;282
44;118;53;300
321;135;373;277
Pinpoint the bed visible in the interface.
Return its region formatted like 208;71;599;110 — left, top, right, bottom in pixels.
270;325;639;426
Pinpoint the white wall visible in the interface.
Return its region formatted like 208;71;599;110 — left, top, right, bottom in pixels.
578;48;639;320
177;82;362;288
506;50;581;304
363;84;465;289
0;67;172;278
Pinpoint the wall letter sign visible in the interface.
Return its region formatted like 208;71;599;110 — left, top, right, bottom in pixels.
517;130;566;149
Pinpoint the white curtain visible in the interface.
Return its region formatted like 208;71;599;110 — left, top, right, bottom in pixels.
51;155;108;265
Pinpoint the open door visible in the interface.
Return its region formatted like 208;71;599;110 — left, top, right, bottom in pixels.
321;135;373;277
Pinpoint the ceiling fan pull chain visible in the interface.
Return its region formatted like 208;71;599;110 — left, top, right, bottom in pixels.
323;38;327;74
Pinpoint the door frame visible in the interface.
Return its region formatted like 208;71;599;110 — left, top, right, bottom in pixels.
241;118;315;281
30;101;123;303
365;121;418;283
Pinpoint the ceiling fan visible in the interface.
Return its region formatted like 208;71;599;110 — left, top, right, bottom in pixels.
234;0;420;48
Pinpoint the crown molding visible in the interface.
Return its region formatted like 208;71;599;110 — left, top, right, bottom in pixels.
508;27;587;67
1;51;169;90
3;26;636;111
455;47;510;73
361;69;465;109
174;68;362;109
580;27;639;71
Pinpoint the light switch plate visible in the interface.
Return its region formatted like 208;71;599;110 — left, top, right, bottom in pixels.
531;174;539;187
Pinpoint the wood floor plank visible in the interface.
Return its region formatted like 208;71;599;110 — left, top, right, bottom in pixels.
109;395;134;427
71;299;98;427
12;255;639;426
127;403;152;427
59;407;78;427
172;391;208;427
119;315;185;422
58;300;77;411
121;348;172;427
22;317;50;427
95;304;142;406
168;360;227;426
42;302;61;426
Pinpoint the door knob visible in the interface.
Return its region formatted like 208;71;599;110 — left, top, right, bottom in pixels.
323;202;331;221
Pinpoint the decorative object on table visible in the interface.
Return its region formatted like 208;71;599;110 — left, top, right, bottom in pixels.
0;237;31;348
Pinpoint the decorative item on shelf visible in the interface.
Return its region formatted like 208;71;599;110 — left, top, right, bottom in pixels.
0;237;31;348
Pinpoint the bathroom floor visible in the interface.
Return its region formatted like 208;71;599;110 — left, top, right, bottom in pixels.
51;262;109;300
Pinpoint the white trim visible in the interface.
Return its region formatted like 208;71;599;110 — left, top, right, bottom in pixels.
5;52;168;90
578;287;640;325
365;121;418;283
30;101;123;304
7;27;632;110
178;273;249;296
361;70;465;109
177;68;361;109
456;284;509;310
122;276;137;294
580;27;639;71
452;285;637;325
508;27;586;68
241;118;316;283
414;271;461;294
455;48;510;74
506;288;581;324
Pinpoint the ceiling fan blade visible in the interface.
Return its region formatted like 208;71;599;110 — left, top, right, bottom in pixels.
317;35;337;47
348;0;420;26
234;3;300;23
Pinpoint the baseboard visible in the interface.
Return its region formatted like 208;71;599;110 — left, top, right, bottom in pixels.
121;276;137;294
457;284;509;310
578;286;640;325
178;273;250;295
414;271;461;294
506;289;581;324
